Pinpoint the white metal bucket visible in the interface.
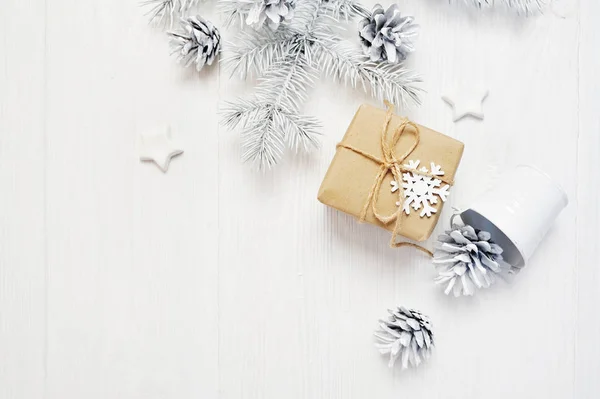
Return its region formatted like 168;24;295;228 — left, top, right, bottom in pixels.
460;165;568;268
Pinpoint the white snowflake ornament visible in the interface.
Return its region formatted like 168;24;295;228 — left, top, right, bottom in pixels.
390;160;451;218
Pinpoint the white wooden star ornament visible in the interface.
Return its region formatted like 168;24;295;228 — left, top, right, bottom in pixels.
442;88;489;122
138;127;184;172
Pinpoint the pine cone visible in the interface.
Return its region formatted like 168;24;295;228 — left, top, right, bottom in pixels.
433;221;505;297
169;16;221;71
359;4;418;63
374;307;434;369
246;0;297;30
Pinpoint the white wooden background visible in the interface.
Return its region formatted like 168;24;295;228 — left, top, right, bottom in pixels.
1;0;598;398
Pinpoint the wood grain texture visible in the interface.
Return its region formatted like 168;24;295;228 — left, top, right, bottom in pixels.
0;0;597;398
576;0;600;396
0;1;47;398
43;2;218;398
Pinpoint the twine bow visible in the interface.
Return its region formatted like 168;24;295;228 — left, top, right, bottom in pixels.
336;101;454;256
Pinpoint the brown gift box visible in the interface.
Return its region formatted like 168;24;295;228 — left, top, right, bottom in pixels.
317;104;464;242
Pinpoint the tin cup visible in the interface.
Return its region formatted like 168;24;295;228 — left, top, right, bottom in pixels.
460;165;568;268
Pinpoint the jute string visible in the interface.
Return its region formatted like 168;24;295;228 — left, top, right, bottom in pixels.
336;101;454;257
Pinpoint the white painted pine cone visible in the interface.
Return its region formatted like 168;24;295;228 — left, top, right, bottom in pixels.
359;4;418;63
374;307;434;369
169;16;221;71
433;222;505;296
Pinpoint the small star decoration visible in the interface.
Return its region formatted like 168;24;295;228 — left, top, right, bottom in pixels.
138;127;184;172
442;88;489;122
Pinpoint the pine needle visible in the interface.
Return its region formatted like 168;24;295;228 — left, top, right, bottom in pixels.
219;0;260;27
142;0;200;26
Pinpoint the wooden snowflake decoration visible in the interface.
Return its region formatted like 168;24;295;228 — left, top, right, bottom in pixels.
390;160;451;217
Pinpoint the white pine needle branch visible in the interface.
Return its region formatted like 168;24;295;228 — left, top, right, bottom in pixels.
219;0;261;27
142;0;199;26
279;110;322;153
221;99;287;168
307;14;422;106
256;57;316;111
221;58;322;169
317;41;422;107
318;0;371;20
221;28;296;79
219;0;421;169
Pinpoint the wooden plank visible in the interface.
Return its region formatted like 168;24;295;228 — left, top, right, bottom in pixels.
44;2;219;398
576;0;600;396
0;0;47;398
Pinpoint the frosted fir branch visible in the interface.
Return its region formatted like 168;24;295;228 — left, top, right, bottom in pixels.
256;57;318;111
219;0;261;27
362;61;422;107
221;28;296;79
220;0;422;170
221;98;262;131
221;2;344;79
319;0;371;20
221;101;322;168
142;0;200;26
254;58;322;151
142;0;177;26
219;0;370;27
220;0;367;80
221;99;286;168
279;110;322;152
307;12;422;106
290;0;340;34
290;0;369;25
457;0;547;14
222;98;321;152
317;42;422;107
221;59;322;169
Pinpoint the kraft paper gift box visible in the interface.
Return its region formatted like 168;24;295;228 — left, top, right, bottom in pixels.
317;104;464;243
